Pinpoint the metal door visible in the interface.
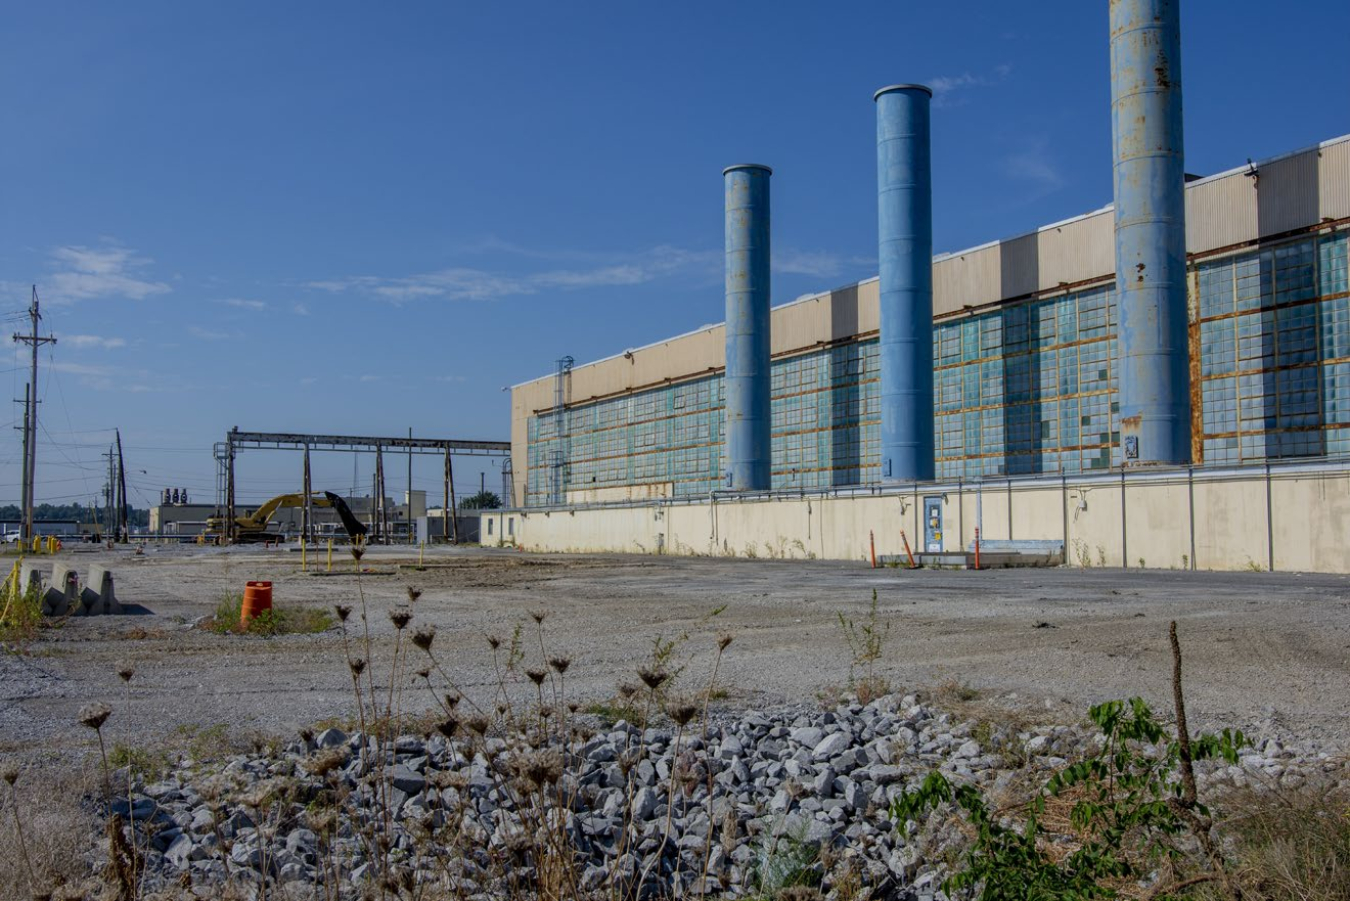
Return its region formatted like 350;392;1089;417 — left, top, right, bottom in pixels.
923;496;943;553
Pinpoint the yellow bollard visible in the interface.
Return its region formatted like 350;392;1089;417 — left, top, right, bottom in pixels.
31;536;40;555
419;541;424;567
45;536;54;555
327;539;333;573
301;538;307;572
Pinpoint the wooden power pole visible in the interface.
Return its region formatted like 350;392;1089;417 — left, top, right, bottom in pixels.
13;287;56;543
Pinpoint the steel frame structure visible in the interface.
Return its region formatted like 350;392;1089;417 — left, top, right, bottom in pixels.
221;428;509;545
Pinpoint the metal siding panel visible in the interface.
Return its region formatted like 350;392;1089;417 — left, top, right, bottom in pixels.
772;295;830;354
1037;212;1115;290
1321;139;1350;222
1256;150;1321;238
857;279;880;334
1186;173;1258;253
933;244;1001;316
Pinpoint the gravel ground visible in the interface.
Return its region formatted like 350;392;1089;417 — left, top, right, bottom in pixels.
4;544;1350;758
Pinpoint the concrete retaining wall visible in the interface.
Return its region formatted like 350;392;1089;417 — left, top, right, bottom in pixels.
511;462;1350;573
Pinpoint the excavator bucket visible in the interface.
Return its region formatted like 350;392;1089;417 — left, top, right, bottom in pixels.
323;492;369;539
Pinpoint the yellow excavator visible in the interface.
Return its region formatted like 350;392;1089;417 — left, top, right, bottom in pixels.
204;491;368;544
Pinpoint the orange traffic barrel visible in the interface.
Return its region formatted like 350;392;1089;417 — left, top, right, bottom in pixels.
240;580;273;624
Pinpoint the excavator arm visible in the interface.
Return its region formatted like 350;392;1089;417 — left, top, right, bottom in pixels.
205;491;366;543
323;492;368;540
241;493;313;529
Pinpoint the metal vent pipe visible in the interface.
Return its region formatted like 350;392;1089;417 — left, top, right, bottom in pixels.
875;84;934;482
1111;0;1191;465
723;163;773;491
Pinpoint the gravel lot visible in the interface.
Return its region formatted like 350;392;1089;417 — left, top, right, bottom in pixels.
4;544;1350;757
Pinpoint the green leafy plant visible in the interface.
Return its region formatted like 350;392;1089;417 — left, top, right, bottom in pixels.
750;820;822;896
207;592;334;636
893;623;1248;900
0;580;44;647
836;590;891;702
644;604;726;700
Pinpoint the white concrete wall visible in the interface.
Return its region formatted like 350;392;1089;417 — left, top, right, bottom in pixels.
511;464;1350;574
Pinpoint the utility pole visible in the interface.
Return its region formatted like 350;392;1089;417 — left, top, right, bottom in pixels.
17;385;29;534
116;429;128;542
102;445;115;539
374;445;385;544
13;287;56;543
302;444;312;546
407;427;414;545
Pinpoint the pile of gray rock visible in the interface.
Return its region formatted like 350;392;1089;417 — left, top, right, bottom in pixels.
97;695;1346;901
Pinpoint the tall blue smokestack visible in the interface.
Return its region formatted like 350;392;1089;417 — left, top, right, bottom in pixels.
1111;0;1190;465
875;85;934;482
723;164;772;491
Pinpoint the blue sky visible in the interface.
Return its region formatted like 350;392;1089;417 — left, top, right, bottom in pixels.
2;1;1347;512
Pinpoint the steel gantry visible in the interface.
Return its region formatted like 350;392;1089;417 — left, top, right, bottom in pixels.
221;428;510;545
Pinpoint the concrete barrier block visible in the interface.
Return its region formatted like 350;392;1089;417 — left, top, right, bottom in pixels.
42;587;68;616
46;562;81;616
85;564;120;615
19;561;45;594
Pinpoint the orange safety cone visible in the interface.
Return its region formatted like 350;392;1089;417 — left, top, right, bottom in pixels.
240;580;273;624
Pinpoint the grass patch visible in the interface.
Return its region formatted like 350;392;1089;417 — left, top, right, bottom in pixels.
108;743;173;782
204;592;334;636
932;677;980;705
172;723;233;763
584;700;643;727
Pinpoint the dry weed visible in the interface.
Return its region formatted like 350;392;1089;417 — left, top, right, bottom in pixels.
0;765;100;898
1206;779;1350;901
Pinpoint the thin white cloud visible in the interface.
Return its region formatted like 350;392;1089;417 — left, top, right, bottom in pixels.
46;244;170;303
61;334;126;350
358;374;382;382
188;326;233;341
292;302;309;316
773;249;874;279
221;298;266;310
928;65;1012;108
1003;137;1065;192
49;360;162;392
308;245;719;303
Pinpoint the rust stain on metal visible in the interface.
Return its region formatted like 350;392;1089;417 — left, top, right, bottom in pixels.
1154;49;1171;89
1188;319;1205;464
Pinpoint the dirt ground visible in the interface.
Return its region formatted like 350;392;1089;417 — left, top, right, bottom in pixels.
4;544;1350;760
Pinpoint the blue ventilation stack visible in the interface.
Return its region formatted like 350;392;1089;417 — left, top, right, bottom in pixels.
875;85;934;482
1111;0;1191;465
723;164;773;491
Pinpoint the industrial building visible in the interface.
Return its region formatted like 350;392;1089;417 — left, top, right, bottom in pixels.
504;1;1350;572
513;135;1348;501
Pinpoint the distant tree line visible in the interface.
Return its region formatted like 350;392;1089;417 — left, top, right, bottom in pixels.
0;503;149;527
458;490;501;510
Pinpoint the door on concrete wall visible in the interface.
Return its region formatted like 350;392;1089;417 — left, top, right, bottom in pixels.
923;496;943;553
